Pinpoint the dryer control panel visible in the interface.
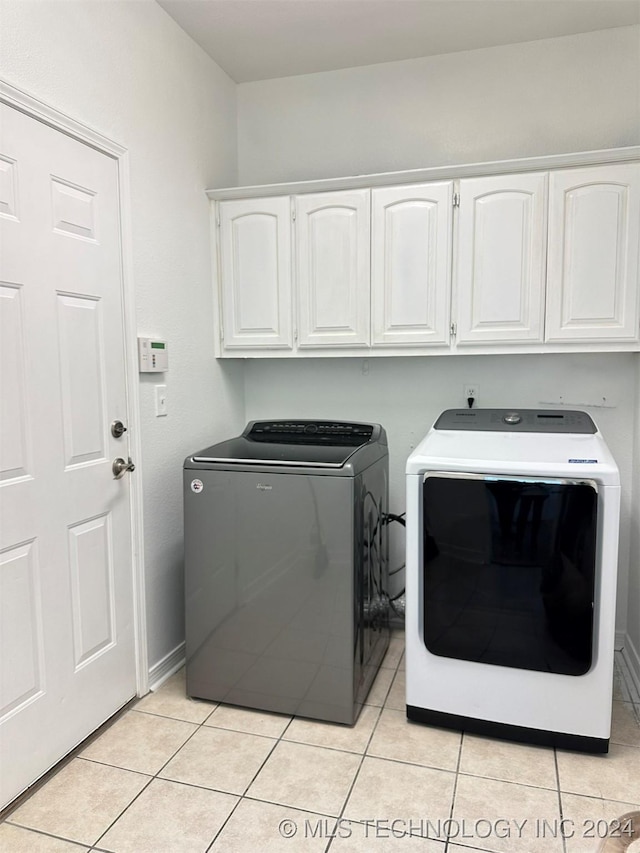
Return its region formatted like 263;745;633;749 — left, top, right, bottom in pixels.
434;409;596;433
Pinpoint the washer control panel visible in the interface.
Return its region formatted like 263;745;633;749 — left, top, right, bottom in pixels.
434;409;596;433
245;420;376;445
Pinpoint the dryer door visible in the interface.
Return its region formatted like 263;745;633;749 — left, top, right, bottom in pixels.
421;473;598;676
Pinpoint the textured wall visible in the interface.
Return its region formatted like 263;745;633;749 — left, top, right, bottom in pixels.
237;26;640;639
238;26;640;184
627;360;640;686
244;354;638;631
1;0;245;671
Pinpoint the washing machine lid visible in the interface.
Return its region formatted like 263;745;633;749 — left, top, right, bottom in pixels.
406;409;619;484
188;420;384;469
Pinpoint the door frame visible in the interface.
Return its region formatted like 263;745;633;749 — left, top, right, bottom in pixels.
0;78;149;697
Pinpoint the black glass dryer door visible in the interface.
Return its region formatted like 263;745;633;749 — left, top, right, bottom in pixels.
422;474;598;675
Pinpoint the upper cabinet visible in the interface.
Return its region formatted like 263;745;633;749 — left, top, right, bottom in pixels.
545;163;640;342
218;197;292;350
296;190;370;348
455;173;547;345
211;151;640;357
372;182;453;346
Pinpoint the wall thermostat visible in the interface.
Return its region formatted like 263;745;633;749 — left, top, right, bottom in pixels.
138;337;168;372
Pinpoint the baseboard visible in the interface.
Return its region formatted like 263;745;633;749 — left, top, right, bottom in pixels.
147;641;186;692
620;632;640;701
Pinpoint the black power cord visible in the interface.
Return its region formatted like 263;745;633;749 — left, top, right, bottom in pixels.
383;512;406;614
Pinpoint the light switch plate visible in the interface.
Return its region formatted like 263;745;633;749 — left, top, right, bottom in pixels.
155;384;167;417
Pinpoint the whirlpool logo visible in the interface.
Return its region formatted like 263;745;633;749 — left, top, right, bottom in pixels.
256;483;273;491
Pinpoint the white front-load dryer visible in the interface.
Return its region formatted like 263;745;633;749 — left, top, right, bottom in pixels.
405;408;620;753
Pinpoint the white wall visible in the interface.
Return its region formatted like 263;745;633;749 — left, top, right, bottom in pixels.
238;26;640;184
1;0;245;671
244;355;638;617
237;26;640;638
627;360;640;689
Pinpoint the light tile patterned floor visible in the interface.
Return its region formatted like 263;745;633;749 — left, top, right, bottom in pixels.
1;635;638;853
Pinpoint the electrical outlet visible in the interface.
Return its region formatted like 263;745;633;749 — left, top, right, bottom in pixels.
464;383;478;401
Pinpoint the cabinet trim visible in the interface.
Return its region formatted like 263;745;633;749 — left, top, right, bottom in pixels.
207;147;640;200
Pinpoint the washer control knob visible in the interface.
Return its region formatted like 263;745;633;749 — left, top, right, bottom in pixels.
503;412;522;425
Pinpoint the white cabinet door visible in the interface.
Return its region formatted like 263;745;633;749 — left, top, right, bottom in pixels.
456;173;547;344
372;182;453;346
296;190;370;348
546;164;640;342
218;197;292;350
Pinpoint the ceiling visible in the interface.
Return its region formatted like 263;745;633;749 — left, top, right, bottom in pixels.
156;0;640;83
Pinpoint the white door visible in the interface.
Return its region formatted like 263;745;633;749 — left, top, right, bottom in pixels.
371;182;453;346
0;104;137;807
296;190;370;348
218;197;293;351
455;172;547;345
546;163;640;342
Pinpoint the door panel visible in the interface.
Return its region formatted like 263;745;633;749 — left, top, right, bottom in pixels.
456;173;547;344
68;514;116;669
218;197;292;349
0;103;136;808
296;190;370;347
546;164;640;341
57;293;107;466
51;176;97;240
0;541;45;717
372;182;453;345
0;283;31;481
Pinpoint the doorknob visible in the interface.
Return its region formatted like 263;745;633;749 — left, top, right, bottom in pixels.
112;457;135;479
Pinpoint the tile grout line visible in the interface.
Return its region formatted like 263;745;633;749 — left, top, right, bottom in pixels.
0;698;137;825
89;707;213;850
3;821;93;850
324;702;385;853
151;700;265;850
324;635;404;853
11;636;496;852
206;631;402;851
10;637;637;851
443;729;465;853
17;703;631;849
64;643;404;852
554;747;569;853
204;703;306;851
325;640;403;852
455;768;561;794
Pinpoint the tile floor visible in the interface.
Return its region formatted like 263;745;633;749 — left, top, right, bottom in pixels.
1;633;639;853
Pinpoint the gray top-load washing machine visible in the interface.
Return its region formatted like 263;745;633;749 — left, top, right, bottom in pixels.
184;420;390;725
